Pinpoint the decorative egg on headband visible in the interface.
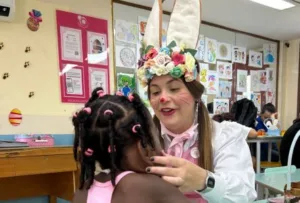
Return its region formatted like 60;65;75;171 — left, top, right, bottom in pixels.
27;9;43;32
136;0;201;88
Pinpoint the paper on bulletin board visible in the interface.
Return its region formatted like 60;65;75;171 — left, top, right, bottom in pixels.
88;67;108;95
232;46;246;64
217;42;232;61
115;44;136;68
199;63;209;88
236;70;247;92
216;61;232;79
250;70;260;92
263;44;277;65
207;71;219;95
213;99;229;114
248;50;263;68
259;70;267;91
195;35;205;61
218;80;232;98
204;37;217;64
115;19;138;44
56;10;110;103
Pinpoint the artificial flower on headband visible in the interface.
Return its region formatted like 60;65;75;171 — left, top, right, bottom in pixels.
136;0;201;88
137;41;197;87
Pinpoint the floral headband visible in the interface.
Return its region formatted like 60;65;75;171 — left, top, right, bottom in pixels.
136;0;202;88
137;41;198;88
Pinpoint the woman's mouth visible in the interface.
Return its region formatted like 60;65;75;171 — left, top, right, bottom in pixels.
160;108;176;116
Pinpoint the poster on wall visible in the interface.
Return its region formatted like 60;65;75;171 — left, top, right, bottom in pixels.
213;99;229;114
56;10;110;103
217;42;232;61
232;46;246;64
60;26;83;62
199;63;209;88
218;80;232;98
195;35;205;61
115;44;136;68
207;71;219;95
204;37;217;64
216;61;232;79
250;70;260;92
263;43;277;65
251;92;262;113
236;69;247;92
259;70;268;91
89;67;108;95
115;19;138;44
248;50;263;68
117;73;135;96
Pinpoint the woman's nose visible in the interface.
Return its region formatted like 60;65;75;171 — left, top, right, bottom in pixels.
159;92;170;103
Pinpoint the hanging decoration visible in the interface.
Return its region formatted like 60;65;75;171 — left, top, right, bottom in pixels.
8;108;23;126
27;9;43;31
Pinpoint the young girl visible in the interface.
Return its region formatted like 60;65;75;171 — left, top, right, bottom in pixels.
72;87;190;203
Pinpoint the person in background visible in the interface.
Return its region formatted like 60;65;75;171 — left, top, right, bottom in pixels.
255;103;279;162
280;118;300;168
72;88;190;203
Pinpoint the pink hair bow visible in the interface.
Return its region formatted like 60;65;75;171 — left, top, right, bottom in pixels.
29;9;43;22
84;148;93;156
97;90;106;97
128;93;134;102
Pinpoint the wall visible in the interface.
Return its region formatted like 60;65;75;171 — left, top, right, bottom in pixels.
0;0;114;135
279;39;299;129
0;0;113;202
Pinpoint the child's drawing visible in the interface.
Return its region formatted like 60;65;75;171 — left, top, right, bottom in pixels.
232;46;246;64
250;70;260;92
195;35;205;61
218;80;232;98
115;20;138;44
217;61;232;79
217;42;232;61
263;44;276;65
213;99;229;114
199;63;209;88
207;71;218;95
237;70;247;92
259;70;267;91
251;92;261;113
204;37;217;64
248;50;262;68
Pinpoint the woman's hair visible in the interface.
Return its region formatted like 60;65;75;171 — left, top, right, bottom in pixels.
148;62;214;171
72;88;159;189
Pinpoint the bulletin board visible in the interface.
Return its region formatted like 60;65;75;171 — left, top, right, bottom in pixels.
56;10;110;103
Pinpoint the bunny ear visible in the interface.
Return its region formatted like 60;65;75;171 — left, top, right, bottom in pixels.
166;0;201;49
143;0;162;49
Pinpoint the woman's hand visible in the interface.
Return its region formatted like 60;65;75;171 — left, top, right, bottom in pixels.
146;154;207;193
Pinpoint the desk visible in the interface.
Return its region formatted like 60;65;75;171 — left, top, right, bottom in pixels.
255;169;300;200
247;136;282;173
0;146;77;202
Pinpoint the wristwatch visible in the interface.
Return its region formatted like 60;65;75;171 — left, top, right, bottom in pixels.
196;171;215;193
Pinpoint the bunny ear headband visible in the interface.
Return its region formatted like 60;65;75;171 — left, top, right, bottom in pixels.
137;0;202;88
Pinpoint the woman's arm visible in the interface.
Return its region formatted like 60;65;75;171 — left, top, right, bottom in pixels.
112;173;190;203
248;128;258;138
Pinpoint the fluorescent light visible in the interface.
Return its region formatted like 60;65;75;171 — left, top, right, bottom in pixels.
250;0;295;10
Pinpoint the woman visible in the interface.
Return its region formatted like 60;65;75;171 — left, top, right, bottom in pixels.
136;0;256;202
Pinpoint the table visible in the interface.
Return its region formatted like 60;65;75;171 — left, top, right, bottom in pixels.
255;169;300;200
0;146;78;202
247;136;282;173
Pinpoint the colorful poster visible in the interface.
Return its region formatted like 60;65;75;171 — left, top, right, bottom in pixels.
213;99;230;114
237;70;247;92
199;63;209;88
218;80;232;98
266;88;276;104
89;67;108;95
115;19;138;44
259;70;267;91
250;70;260;92
60;26;83;62
232;46;246;64
248;50;263;68
217;42;232;61
57;10;110;103
266;67;275;89
217;61;232;79
115;44;136;68
195;35;205;61
117;73;135;96
87;31;108;65
207;71;219;95
251;92;262;113
204;37;217;64
201;94;208;107
263;44;277;65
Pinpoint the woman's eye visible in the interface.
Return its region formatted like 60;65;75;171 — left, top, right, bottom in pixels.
170;88;179;92
151;91;160;96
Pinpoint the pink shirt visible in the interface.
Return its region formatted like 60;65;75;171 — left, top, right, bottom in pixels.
87;171;133;203
161;123;207;203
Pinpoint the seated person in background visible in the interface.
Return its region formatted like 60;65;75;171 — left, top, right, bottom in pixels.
255;103;279;162
72;88;190;203
280;118;300;168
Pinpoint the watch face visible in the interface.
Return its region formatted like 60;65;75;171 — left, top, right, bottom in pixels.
207;177;215;188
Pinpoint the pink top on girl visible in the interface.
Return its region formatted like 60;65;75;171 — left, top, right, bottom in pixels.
87;171;133;203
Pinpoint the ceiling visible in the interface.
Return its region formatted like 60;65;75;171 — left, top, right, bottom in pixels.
120;0;300;41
